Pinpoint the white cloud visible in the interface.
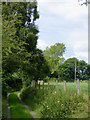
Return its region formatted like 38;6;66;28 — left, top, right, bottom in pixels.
37;0;88;62
75;51;88;58
67;27;88;60
37;39;48;50
37;0;88;21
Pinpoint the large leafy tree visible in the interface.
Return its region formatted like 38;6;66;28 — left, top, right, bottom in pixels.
86;64;90;79
78;0;90;5
62;57;79;81
2;1;39;71
43;43;66;78
29;49;50;84
77;60;88;80
2;1;47;91
62;58;89;81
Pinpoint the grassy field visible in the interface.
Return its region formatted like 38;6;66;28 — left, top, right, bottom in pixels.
9;91;34;118
20;83;88;119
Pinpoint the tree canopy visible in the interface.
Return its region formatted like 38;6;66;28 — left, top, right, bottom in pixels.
57;57;89;81
2;1;49;93
43;43;66;78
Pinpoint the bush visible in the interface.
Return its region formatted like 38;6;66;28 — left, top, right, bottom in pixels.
2;78;11;95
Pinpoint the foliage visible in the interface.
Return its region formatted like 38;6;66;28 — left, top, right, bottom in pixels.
61;58;89;80
77;60;88;80
44;43;66;78
85;64;90;79
28;49;50;82
2;78;12;95
2;1;49;90
78;0;89;5
2;1;39;84
20;86;88;118
62;57;79;80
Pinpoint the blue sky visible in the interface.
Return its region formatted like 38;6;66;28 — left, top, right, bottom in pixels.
36;0;88;63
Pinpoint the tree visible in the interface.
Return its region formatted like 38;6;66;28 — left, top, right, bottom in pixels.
86;64;90;79
62;58;89;81
2;1;50;90
29;49;50;84
77;60;88;80
43;43;66;78
62;57;79;81
2;1;40;91
78;0;90;5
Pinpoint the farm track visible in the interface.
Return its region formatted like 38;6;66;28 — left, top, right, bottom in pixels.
17;93;40;120
7;92;39;120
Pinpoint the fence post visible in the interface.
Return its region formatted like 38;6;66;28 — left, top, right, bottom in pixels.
56;80;58;90
77;79;80;95
48;81;49;89
64;81;66;92
43;81;44;89
32;80;35;87
39;81;40;89
35;81;37;88
31;81;33;86
89;79;90;118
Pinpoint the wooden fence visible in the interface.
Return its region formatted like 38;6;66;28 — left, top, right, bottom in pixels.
31;79;80;95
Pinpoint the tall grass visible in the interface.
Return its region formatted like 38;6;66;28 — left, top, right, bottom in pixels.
20;86;88;119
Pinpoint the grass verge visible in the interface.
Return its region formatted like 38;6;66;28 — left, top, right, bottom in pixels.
2;95;8;120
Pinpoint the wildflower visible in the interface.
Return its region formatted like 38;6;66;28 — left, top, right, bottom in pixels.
57;101;60;104
47;106;50;110
55;91;56;94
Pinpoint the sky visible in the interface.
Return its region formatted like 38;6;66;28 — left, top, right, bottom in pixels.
36;0;88;63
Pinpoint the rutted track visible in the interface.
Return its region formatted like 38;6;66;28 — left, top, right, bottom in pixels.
17;93;39;120
7;92;39;120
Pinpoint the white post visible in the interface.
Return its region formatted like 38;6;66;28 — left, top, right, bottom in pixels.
39;82;40;89
64;81;66;92
77;79;80;95
43;81;44;89
48;81;49;89
75;60;76;80
56;80;58;90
